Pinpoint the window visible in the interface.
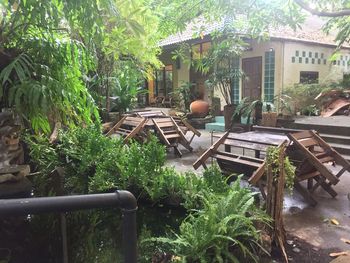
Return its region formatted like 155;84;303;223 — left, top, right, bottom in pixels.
300;71;319;84
191;41;211;60
155;65;173;96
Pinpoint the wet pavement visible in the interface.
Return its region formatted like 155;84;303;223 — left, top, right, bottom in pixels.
164;129;350;258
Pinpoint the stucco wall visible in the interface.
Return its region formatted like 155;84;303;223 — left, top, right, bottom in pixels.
155;39;350;110
282;41;350;90
214;39;283;110
177;51;191;88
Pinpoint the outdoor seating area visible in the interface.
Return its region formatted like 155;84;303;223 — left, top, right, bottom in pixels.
194;127;350;206
105;109;201;157
149;96;174;108
2;1;350;262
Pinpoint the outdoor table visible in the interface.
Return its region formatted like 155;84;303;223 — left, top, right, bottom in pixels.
212;131;289;158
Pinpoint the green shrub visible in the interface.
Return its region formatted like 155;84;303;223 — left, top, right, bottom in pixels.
283;81;344;115
26;127;269;262
25;126;166;196
146;177;270;263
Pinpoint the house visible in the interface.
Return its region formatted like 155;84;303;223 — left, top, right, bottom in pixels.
148;16;350;110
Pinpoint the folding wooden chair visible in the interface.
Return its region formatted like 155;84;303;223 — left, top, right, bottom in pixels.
172;116;201;144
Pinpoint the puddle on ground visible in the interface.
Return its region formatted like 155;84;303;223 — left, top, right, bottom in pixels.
283;191;308;214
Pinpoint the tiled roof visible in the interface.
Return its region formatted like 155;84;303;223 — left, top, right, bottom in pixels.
159;15;342;47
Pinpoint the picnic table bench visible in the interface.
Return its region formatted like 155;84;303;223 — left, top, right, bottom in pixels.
193;131;278;183
211;131;287;158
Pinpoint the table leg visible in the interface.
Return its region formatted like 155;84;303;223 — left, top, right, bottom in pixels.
255;150;260;159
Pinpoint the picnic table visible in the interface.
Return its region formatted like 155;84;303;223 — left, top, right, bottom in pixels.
212;131;288;158
194;127;350;206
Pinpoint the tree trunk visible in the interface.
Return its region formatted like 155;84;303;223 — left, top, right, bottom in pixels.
223;104;239;130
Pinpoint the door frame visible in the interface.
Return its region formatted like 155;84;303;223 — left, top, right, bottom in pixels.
241;56;263;100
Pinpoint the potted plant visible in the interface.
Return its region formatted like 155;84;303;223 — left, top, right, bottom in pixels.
233;97;263;126
261;103;278;127
273;94;295;126
173;28;247;130
198;50;243;129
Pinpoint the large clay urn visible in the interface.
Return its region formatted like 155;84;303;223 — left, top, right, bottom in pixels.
190;99;209;118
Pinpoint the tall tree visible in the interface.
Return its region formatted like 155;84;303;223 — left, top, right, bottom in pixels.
0;0;167;132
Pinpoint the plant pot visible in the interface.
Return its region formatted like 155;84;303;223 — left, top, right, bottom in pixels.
261;112;277;127
190;100;209;118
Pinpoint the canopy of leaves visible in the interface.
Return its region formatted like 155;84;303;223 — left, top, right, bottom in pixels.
293;0;350;48
0;0;170;132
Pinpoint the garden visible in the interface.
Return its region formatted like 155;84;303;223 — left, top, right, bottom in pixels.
1;0;350;262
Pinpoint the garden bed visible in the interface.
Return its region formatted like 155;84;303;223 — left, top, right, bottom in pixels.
1;126;271;262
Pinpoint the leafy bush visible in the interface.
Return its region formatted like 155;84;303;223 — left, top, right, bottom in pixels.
25;125;166;196
26;127;269;262
146;177;269;263
283;81;344;115
26;126;230;205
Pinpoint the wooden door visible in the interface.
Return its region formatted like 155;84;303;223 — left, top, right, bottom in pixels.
242;57;262;100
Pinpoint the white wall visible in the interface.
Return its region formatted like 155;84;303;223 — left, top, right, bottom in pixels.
282;41;350;90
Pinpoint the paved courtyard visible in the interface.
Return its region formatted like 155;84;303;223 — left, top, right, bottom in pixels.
165;128;350;260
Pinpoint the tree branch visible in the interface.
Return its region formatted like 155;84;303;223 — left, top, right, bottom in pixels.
294;0;350;17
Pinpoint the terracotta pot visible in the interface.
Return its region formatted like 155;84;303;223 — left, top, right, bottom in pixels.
190;100;209;118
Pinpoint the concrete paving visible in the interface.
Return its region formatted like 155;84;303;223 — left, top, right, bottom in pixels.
164;129;350;259
294;115;350;127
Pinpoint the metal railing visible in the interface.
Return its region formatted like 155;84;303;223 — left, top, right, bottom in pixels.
0;190;138;263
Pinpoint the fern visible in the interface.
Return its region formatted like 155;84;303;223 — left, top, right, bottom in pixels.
146;176;270;262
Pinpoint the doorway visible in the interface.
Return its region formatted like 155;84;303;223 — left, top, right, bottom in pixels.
242;57;262;100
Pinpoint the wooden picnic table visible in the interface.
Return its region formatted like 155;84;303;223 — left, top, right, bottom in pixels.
212;131;289;158
202;128;350;206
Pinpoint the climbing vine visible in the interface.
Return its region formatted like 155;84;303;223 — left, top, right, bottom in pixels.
266;146;296;193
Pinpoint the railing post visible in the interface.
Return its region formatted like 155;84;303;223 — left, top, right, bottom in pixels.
122;208;137;263
0;191;138;263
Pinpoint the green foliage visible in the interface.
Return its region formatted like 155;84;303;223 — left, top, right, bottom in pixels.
283;82;345;116
266;146;296;193
25;126;167;196
233;97;262;124
173;81;196;112
273;94;293;116
110;80;148;114
284;156;296;193
146;177;269;263
0;0;172;132
26;126;270;261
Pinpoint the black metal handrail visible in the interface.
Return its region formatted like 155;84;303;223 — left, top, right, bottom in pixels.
0;190;138;263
